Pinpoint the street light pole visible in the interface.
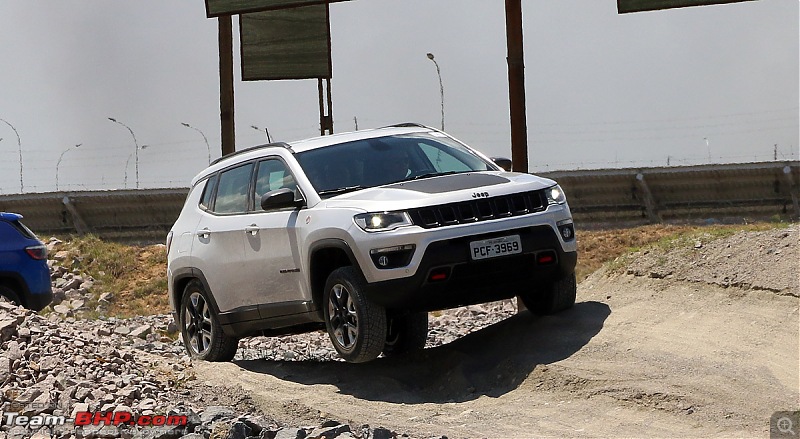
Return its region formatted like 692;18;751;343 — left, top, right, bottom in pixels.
426;53;445;131
250;125;272;143
56;144;81;191
0;118;23;193
108;117;141;189
181;123;212;165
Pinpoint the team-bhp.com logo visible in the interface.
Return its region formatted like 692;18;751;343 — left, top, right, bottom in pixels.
2;411;187;428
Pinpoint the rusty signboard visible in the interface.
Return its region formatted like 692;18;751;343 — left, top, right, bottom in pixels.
239;4;331;80
205;0;346;17
618;0;756;13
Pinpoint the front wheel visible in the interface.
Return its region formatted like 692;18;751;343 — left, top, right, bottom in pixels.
323;267;386;363
519;273;577;316
179;280;238;361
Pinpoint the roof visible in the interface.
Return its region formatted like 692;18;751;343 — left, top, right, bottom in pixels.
0;212;23;221
190;124;435;186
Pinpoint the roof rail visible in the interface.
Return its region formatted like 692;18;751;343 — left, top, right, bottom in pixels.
382;122;437;130
209;142;293;166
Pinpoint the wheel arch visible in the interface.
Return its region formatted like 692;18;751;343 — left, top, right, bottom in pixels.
0;273;28;308
308;239;362;319
170;268;222;316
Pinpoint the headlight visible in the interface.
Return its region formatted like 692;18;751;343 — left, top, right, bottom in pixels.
354;212;413;232
546;184;567;205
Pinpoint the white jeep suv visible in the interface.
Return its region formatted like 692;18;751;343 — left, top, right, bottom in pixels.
167;124;577;363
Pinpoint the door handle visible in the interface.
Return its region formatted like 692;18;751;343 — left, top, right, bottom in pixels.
196;228;212;238
244;224;259;236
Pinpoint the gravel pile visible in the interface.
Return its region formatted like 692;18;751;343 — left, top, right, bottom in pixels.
1;300;442;439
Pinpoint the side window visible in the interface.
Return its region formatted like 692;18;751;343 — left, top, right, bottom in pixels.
254;159;296;202
213;163;254;214
199;174;218;211
418;143;472;172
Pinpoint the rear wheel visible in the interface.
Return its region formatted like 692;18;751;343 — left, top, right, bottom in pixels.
0;285;21;307
179;280;238;361
324;267;386;363
383;312;429;357
519;273;577;316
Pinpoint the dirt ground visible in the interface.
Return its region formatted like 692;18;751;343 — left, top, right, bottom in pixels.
193;226;799;438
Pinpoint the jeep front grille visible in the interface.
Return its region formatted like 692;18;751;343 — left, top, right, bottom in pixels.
408;190;546;229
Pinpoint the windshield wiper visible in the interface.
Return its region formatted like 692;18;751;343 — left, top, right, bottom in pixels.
317;185;365;196
408;170;463;181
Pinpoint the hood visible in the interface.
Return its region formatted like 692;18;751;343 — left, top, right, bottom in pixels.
320;171;556;212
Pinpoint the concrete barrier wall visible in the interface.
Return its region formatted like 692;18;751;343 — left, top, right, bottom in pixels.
0;161;797;241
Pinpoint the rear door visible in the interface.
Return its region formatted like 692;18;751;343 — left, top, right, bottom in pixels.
191;162;255;313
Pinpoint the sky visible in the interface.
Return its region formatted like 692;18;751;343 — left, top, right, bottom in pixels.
0;0;797;194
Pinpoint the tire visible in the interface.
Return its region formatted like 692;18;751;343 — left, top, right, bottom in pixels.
383;312;429;357
519;273;577;316
323;267;386;363
0;285;22;307
179;280;238;362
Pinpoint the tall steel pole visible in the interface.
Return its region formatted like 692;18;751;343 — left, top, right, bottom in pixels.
56;144;81;191
108;117;141;189
0;118;23;193
219;15;235;157
505;0;529;173
426;53;445;131
182;123;212;165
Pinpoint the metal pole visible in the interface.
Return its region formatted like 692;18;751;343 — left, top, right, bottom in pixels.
182;123;212;165
426;53;445;131
0;118;23;193
505;0;529;173
219;15;235;157
250;125;272;143
56;144;81;191
108;118;140;189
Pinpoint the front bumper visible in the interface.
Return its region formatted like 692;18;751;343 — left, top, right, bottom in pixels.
361;224;577;312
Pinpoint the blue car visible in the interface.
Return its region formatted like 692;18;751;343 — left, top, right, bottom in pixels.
0;212;53;311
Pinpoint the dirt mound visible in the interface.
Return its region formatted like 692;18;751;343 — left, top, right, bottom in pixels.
621;225;799;295
193;225;799;438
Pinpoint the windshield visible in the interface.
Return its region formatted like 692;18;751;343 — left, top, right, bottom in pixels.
295;133;494;196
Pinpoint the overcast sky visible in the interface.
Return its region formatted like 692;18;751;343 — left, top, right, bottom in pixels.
0;0;797;194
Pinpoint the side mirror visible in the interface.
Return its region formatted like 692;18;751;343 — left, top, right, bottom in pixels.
260;188;303;211
491;157;512;172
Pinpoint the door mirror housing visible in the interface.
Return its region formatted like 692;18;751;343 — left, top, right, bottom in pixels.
260;188;304;211
490;157;512;172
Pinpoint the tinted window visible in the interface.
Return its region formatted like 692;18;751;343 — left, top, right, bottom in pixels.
213;163;254;214
295;133;493;196
0;220;36;240
254;159;296;202
199;174;218;211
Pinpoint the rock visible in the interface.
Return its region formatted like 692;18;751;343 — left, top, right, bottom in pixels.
0;318;19;342
114;326;132;336
130;325;153;339
52;250;69;261
200;406;238;424
226;421;252;439
372;427;395;439
53;304;72;315
274;428;307;439
307;423;350;439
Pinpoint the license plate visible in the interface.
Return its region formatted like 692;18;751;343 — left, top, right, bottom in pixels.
469;235;522;260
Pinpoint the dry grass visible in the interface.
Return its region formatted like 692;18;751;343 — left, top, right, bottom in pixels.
52;221;790;318
574;222;789;281
52;235;169;318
